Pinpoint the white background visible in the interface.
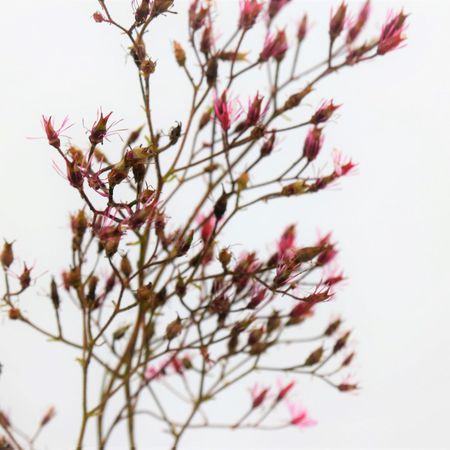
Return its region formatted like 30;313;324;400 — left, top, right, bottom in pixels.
0;1;449;449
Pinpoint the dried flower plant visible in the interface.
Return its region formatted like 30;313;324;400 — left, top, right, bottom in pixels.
0;1;407;448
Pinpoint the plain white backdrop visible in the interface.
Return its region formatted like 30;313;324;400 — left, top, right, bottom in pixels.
0;0;449;449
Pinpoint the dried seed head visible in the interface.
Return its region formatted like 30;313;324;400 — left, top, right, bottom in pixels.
304;346;324;366
166;316;182;340
1;241;14;268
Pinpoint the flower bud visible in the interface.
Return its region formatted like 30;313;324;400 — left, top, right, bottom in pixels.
120;254;132;278
50;277;60;309
173;41;186;66
303;346;324;366
19;264;31;290
333;331;351;354
213;191;228;220
1;241;14;268
166;316;182;340
9;308;21;320
329;2;347;41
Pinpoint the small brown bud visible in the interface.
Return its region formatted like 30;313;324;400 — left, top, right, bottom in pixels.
40;406;56;427
1;241;14;268
87;275;98;303
228;333;239;353
19;264;31;290
342;352;355;367
210;295;230;315
120;254;132;278
218;247;232;268
333;331;351;354
198;109;212;130
281;180;307;196
8;308;21;320
206;57;218;87
267;310;281;333
113;324;130;341
304;346;324;366
166;316;182;340
173;41;186;66
281;85;313;113
249;342;269;355
324;318;341;336
237;172;249;192
140;59;156;77
50;277;60;309
338;382;359;392
248;327;264;346
213;191;228;220
137;284;153;303
175;276;186;298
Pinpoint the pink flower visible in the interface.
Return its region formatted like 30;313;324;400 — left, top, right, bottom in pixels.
41;115;70;149
259;30;288;62
198;213;216;242
346;0;371;44
246;285;266;309
239;0;263;30
311;100;340;125
89;111;113;145
287;401;316;427
332;149;357;177
213;90;240;132
277;224;296;259
251;384;270;408
268;0;290;20
377;10;407;55
303;127;324;162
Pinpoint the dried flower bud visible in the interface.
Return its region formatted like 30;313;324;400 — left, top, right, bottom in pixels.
151;0;174;18
120;254;132;278
93;11;106;23
1;241;14;268
304;346;324;366
267;310;281;333
206;57;218;87
40;406;56;427
281;180;307;196
218;248;232;268
9;308;21;320
50;277;60;309
198;109;211;129
342;352;355;367
333;331;351;354
248;327;264;345
303;127;324;162
135;0;151;25
140;58;157;77
166;316;182;340
281;85;313;113
237;172;249;192
137;284;153;303
228;333;239;353
19;264;32;290
113;324;130;341
200;25;213;54
173;41;186;66
89;112;113;146
213;191;228;220
297;14;308;42
175;276;186;297
210;295;230;315
338;382;359;392
324;318;341;336
260;132;275;157
311;100;340;125
87;275;98;303
329;2;347;41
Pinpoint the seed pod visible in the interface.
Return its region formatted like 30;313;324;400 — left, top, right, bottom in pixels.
175;276;186;298
19;264;31;290
218;248;232;268
248;327;264;346
120;254;132;278
267;310;281;333
210;295;230;315
137;284;153;303
113;324;130;341
9;308;21;320
324;318;341;336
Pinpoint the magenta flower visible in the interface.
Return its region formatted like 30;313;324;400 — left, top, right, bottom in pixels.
41;115;70;149
198;212;216;242
286;401;317;428
239;0;263;30
377;10;408;55
89;111;113;145
277;224;296;259
259;30;288;62
246;285;267;309
303;127;324;162
346;0;371;44
311;100;341;125
268;0;290;20
332;149;357;177
213;90;240;132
